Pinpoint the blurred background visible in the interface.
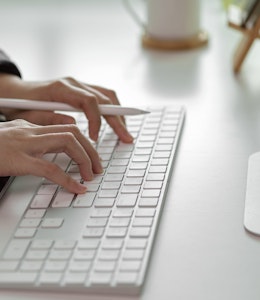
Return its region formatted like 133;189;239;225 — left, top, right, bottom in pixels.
0;0;259;104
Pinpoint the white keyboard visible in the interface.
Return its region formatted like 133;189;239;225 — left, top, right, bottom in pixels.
0;106;185;296
244;152;260;235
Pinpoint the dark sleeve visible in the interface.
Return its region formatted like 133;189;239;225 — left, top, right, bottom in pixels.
0;49;21;78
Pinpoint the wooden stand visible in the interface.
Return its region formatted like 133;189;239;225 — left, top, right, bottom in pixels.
141;30;208;50
229;17;260;73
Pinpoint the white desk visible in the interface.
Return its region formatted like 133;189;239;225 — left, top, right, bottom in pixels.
1;1;260;299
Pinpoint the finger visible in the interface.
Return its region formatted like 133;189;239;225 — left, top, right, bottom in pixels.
33;130;102;177
65;81;116;139
79;84;133;142
30;124;102;174
28;157;87;194
87;84;126;124
104;115;133;143
5;110;76;126
50;79;102;141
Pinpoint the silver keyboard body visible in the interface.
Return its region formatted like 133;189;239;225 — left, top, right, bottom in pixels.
0;106;185;296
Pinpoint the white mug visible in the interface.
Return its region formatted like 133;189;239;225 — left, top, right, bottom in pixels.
124;0;205;47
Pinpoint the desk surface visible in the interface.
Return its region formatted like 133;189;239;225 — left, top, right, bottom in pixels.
1;1;260;299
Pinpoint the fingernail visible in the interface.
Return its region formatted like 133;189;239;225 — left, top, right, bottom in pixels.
98;166;104;174
75;183;87;194
125;132;134;143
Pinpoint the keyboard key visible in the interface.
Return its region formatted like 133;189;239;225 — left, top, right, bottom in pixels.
127;170;146;177
26;250;48;260
90;272;112;286
54;240;76;250
101;182;121;190
74;250;96;260
24;209;46;218
52;190;74;208
73;193;95;207
113;208;133;218
94;260;116;272
151;158;168;166
90;175;103;184
139;197;159;207
0;261;19;271
109;217;130;227
104;174;124;182
113;152;132;159
121;185;140;193
39;272;62;285
87;218;108;227
0;272;37;285
130;227;150;238
135;208;156;217
14;228;37;238
41;218;63;228
95;198;115;208
69;260;91;272
123;249;144;260
124;177;143;185
64;272;86;285
19;218;41;228
120;261;141;272
31;239;53;250
148;166;167;173
20;261;43;272
141;189;160;198
116;143;134;152
132;155;150;162
98;190;118;198
82;183;100;192
117;194;138;207
83;228;104;238
126;238;147;249
111;159;129;166
77;239;100;250
106;227;128;238
37;184;58;195
132;217;153;227
98;249;120;260
129;163;148;170
44;261;67;272
30;195;53;208
107;166;126;174
143;181;163;189
91;209;111;218
115;272;137;285
49;250;72;260
146;173;165;181
102;239;123;250
134;148;152;155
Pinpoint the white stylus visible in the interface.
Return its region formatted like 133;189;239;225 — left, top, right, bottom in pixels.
0;98;150;116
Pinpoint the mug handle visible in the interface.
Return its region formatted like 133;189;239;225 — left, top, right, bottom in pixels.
123;0;146;30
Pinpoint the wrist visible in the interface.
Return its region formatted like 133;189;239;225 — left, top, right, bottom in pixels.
0;74;49;101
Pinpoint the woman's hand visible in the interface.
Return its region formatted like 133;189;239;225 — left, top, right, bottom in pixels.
0;74;133;142
0;119;103;194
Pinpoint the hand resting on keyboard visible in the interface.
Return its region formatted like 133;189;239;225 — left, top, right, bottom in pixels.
0;119;103;194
